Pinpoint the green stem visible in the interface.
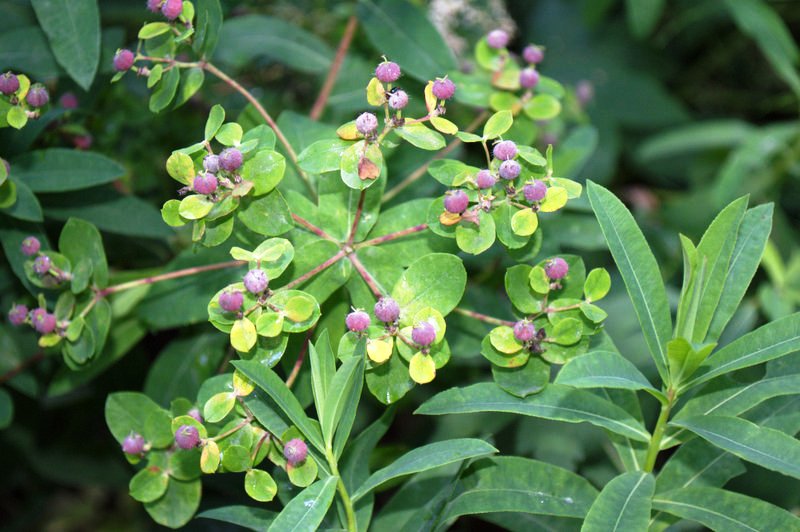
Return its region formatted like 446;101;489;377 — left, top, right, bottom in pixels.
643;388;676;472
327;449;357;532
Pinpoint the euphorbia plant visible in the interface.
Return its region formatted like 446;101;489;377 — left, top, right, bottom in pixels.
2;1;799;531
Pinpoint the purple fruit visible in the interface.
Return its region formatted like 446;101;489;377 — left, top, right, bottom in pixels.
513;320;535;342
0;71;20;95
8;304;27;326
498;160;521;180
519;68;540;89
375;61;401;83
576;80;594;106
486;29;509;49
193;172;218;195
545;257;569;280
175;425;200;449
283;438;308;465
432;78;456;100
122;433;146;455
219;290;244;312
147;0;162;13
523;45;544;64
346;309;370;332
59;92;78;109
412;321;436;347
113;49;135;72
219;148;243;172
243;269;268;294
493;140;517;161
374;297;400;323
356;112;378;135
203;154;220;173
30;308;56;334
475;169;496;189
388;89;408;110
443;189;469;214
524;180;547;202
161;0;182;20
33;255;51;275
26;85;49;108
21;236;41;256
187;408;204;424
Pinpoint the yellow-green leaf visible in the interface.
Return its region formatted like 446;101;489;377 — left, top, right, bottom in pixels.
230;318;257;352
409;353;436;384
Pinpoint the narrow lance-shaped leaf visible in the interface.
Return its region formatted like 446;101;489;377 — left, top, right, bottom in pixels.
555;350;664;401
586;181;672;381
267;476;338;532
581;472;655;532
351;438;497;502
321;344;364;448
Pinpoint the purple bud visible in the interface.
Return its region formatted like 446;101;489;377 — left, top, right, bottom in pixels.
346;309;370;332
113;49;135;72
412;321;436;347
486;29;509;49
374;297;400;323
523;45;544;64
21;236;41;256
30;308;56;334
576;80;594;106
0;72;20;95
513;320;536;342
388;90;409;110
524;180;547;202
498;159;521;180
193;172;218;195
519;68;540;89
219;148;243;172
203;154;220;173
33;255;51;275
443;189;469;214
432;78;456;100
147;0;162;13
161;0;183;20
243;269;269;294
283;438;308;465
375;61;401;83
175;425;200;449
59;92;78;109
187;408;204;424
475;169;496;190
8;304;28;326
492;140;517;161
219;290;244;313
122;433;146;455
26;85;49;108
545;257;569;280
356;112;378;135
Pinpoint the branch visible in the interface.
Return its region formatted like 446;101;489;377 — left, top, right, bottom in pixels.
310;15;358;120
0;351;45;385
347;253;383;299
452;307;515;327
98;260;246;296
286;328;315;389
292;213;337;242
282;250;346;291
355;223;428;248
346;191;366;246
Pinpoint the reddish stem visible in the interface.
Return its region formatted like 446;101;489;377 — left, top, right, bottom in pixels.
347;191;366;246
452;307;516;327
0;351;45;385
282;250;346;291
310;15;358;120
292;213;336;241
347;253;383;299
286;328;315;389
97;260;246;296
355;223;428;248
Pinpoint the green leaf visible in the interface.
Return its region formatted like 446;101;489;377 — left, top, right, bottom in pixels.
321;349;364;447
58;217;108;288
656;439;745;495
584;268;611;302
105;392;166;444
442;456;598;521
395;122;446;151
198;505;277;530
339;140;384;190
205;105;225;140
672;415;800;480
582;472;654;532
143;478;201;529
11;149;124;193
216;122;243;146
222;444;251;472
150;67;180;113
510;209;538;237
139;22;171;39
552;318;583;346
31;0;99;89
391;253;466;325
683;313;800;390
0;389;12;429
586;181;672;382
365;347;414;405
555;350;662;399
524;94;562;121
309;331;335;420
455;210;496;254
232;360;324;452
245;469;277;502
203;392;236;423
625;0;665;38
351;438;497;501
174;67;205;107
416;383;650;442
129;466;169;503
483;110;513;139
356;0;457;82
707;204;773;340
193;0;223;56
298;139;352;174
267;476;338;532
652;487;800;531
237;190;293;236
7;106;27;129
492;356;549;398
